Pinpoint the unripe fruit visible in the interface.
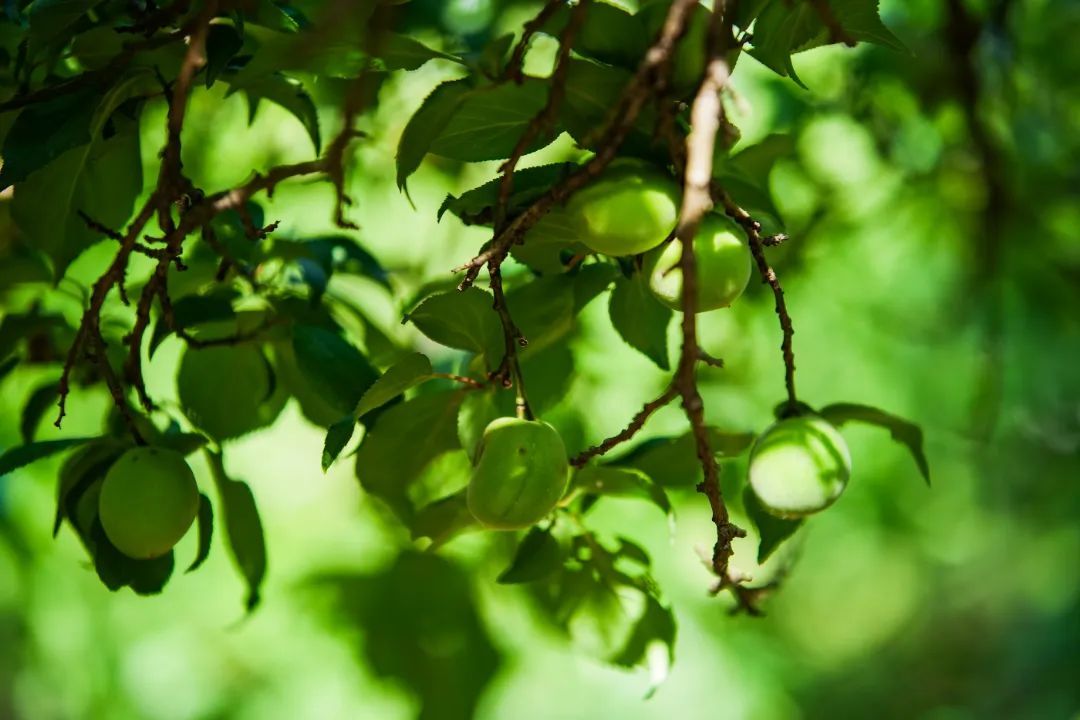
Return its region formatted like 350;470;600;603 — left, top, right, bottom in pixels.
568;169;679;256
647;214;751;311
98;447;200;558
748;415;852;518
467;418;569;530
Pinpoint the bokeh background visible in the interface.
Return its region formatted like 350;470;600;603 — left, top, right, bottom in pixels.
1;0;1078;718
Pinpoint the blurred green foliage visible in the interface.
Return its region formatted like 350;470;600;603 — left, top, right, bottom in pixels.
0;0;1078;718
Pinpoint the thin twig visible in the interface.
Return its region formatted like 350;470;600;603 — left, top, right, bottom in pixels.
671;0;745;588
431;372;487;389
503;0;565;83
494;0;590;230
570;385;678;467
719;191;797;409
455;0;701;291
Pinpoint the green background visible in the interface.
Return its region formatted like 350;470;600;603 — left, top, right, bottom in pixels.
1;0;1078;718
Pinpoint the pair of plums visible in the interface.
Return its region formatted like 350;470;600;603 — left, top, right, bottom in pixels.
562;165;752;313
467;414;851;531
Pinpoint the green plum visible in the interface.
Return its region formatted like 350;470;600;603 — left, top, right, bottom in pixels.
568;168;680;256
98;447;200;559
467;418;569;530
748;415;852;518
647;213;751;311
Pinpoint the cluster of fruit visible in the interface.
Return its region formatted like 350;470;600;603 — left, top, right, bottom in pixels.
466;170;851;532
566;165;753;312
96;172;850;560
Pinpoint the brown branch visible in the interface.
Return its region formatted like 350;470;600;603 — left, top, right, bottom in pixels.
455;0;701;291
698;348;725;367
671;0;745;589
503;0;565;83
487;262;532;419
481;0;591;421
570;385;678;467
494;0;590;231
0;29;186;113
719;192;797;409
431;372;486;389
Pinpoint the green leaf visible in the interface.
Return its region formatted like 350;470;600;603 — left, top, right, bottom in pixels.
561;59;656;156
244;0;308;32
154;431;209;457
743;486;803;563
615;428;755;486
321;417;356;472
572;466;672;519
318;552;501;720
608;274;672;371
829;0;906;51
457;391;502;463
178;345;285;441
0;437;95;477
228;73;321;152
91;520;175;596
542;1;649;70
148;291;238;358
735;0;773;28
407;288;503;367
27;0;95;44
20;380;59;443
291;324;379;417
428;79;554;162
0;88;97;189
411;491;477;549
11;91;146;276
396;78;472;191
0;354;19;384
610;595;676;698
536;534;668;672
437;163;578;225
379;33;462;71
269;236;392;290
749;0;904;86
205;23;245;88
748;3;821;86
354;352;433;418
355;391;463;521
498;527;564;584
817;403;931;485
54;437;129;536
206;450;267;612
187;494;214;573
519;342;575;415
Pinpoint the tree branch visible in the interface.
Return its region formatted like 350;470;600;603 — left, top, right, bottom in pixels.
570;385;678;467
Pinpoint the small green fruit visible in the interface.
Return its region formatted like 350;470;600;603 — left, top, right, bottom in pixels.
568;169;679;256
748;416;852;518
98;447;200;559
647;214;751;311
467;418;569;530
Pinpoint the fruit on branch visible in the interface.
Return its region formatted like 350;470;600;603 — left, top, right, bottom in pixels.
178;344;285;440
467;418;570;530
97;447;200;559
748;415;851;518
647;213;751;311
567;167;679;256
